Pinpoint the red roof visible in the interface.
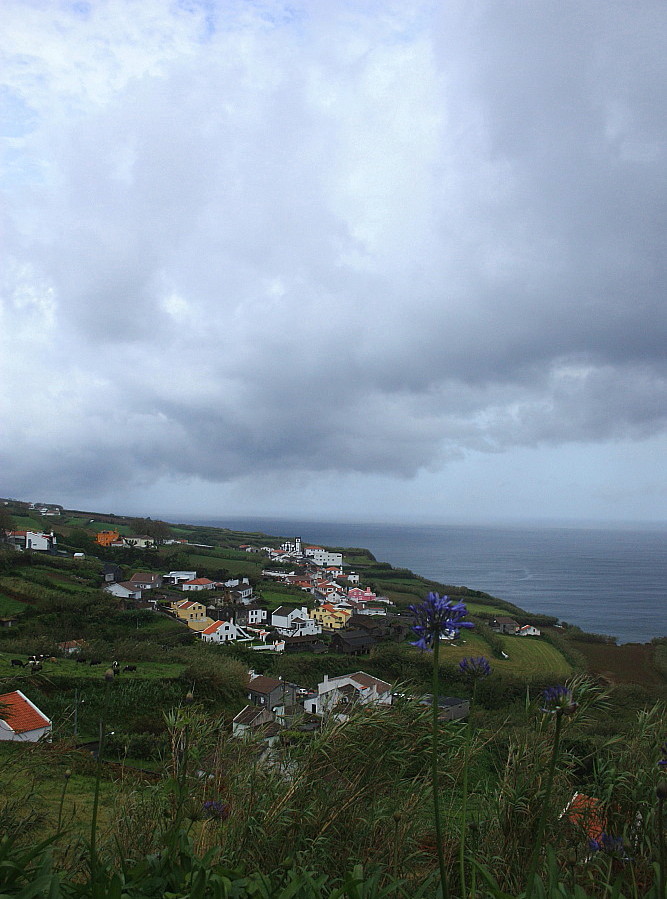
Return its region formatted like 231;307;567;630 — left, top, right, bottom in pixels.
563;792;605;840
185;578;214;585
202;620;227;635
0;690;51;734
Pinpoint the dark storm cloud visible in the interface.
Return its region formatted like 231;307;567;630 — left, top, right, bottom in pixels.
1;0;666;498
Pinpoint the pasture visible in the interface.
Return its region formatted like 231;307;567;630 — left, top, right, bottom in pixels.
0;654;186;680
437;632;572;678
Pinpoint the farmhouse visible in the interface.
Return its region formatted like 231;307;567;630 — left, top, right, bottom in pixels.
0;690;52;742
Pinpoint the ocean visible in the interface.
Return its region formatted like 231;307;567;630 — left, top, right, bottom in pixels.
187;518;667;645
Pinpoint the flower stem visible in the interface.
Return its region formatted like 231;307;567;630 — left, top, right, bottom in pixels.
525;711;563;899
90;678;110;882
459;682;476;898
658;792;665;899
431;638;449;899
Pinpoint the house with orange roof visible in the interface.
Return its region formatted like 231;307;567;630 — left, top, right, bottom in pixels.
95;530;120;547
200;619;252;644
178;577;216;592
0;690;52;742
170;599;214;631
310;604;351;630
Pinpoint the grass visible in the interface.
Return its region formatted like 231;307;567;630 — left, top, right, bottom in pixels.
0;655;187;679
574;640;665;687
432;632;572;678
0;593;27;615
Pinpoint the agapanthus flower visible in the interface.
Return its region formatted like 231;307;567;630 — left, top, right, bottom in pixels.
409;592;474;651
658;741;667;768
540;685;578;715
589;834;626;857
203;799;230;821
459;656;492;679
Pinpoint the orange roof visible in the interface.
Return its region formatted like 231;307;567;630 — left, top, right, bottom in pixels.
185;578;214;585
0;690;51;734
202;620;227;635
563;793;605;841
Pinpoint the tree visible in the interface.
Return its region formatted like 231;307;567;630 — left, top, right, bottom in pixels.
0;507;14;541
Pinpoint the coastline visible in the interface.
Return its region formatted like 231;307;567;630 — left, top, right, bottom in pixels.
181;516;667;645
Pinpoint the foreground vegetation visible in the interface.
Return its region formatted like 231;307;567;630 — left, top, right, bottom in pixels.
0;500;666;895
1;681;666;897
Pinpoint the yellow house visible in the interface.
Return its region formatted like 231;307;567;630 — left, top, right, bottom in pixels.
171;600;214;631
310;604;351;630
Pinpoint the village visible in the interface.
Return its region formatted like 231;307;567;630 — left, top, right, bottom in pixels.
1;526;543;746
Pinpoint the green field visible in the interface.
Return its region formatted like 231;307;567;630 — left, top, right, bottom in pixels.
0;655;186;680
434;632;572;678
0;593;27;615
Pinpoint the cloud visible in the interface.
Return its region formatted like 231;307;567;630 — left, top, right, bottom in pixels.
2;0;667;502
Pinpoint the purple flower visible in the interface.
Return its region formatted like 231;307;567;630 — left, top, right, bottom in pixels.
203;799;229;821
459;656;491;679
658;741;667;768
589;834;626;856
540;685;578;715
409;592;474;651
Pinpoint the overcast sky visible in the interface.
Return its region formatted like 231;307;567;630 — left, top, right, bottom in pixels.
2;0;667;526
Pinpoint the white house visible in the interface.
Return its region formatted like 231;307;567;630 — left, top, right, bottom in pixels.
163;571;197;585
7;530;56;552
200;620;252;644
304;547;343;567
178;578;216;592
0;690;52;742
271;606;322;637
516;624;541;637
305;671;392;717
104;582;142;600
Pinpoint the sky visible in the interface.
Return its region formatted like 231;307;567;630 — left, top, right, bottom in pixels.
2;0;667;526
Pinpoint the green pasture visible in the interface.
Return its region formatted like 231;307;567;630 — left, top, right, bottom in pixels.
0;593;26;615
434;632;572;678
467;602;509;615
0;655;186;680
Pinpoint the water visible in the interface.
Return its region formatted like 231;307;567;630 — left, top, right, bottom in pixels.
186;517;667;644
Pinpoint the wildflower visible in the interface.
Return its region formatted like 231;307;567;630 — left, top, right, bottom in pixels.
459;656;491;679
589;834;627;858
409;592;474;650
203;799;230;821
658;741;667;768
540;685;578;716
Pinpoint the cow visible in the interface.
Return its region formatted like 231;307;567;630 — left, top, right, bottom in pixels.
89;659;101;666
10;659;24;667
123;665;137;673
76;657;88;664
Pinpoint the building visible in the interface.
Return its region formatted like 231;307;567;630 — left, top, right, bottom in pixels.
104;582;142;600
200;619;252;644
420;695;470;721
177;577;216;592
128;572;163;590
516;624;541;637
0;690;52;742
310;604;351;630
7;530;56;552
304;546;343;567
306;671;392;717
171;599;207;623
96;530;120;547
490;617;520;634
272;606;321;637
247;673;298;709
163;571;197;585
330;630;377;656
